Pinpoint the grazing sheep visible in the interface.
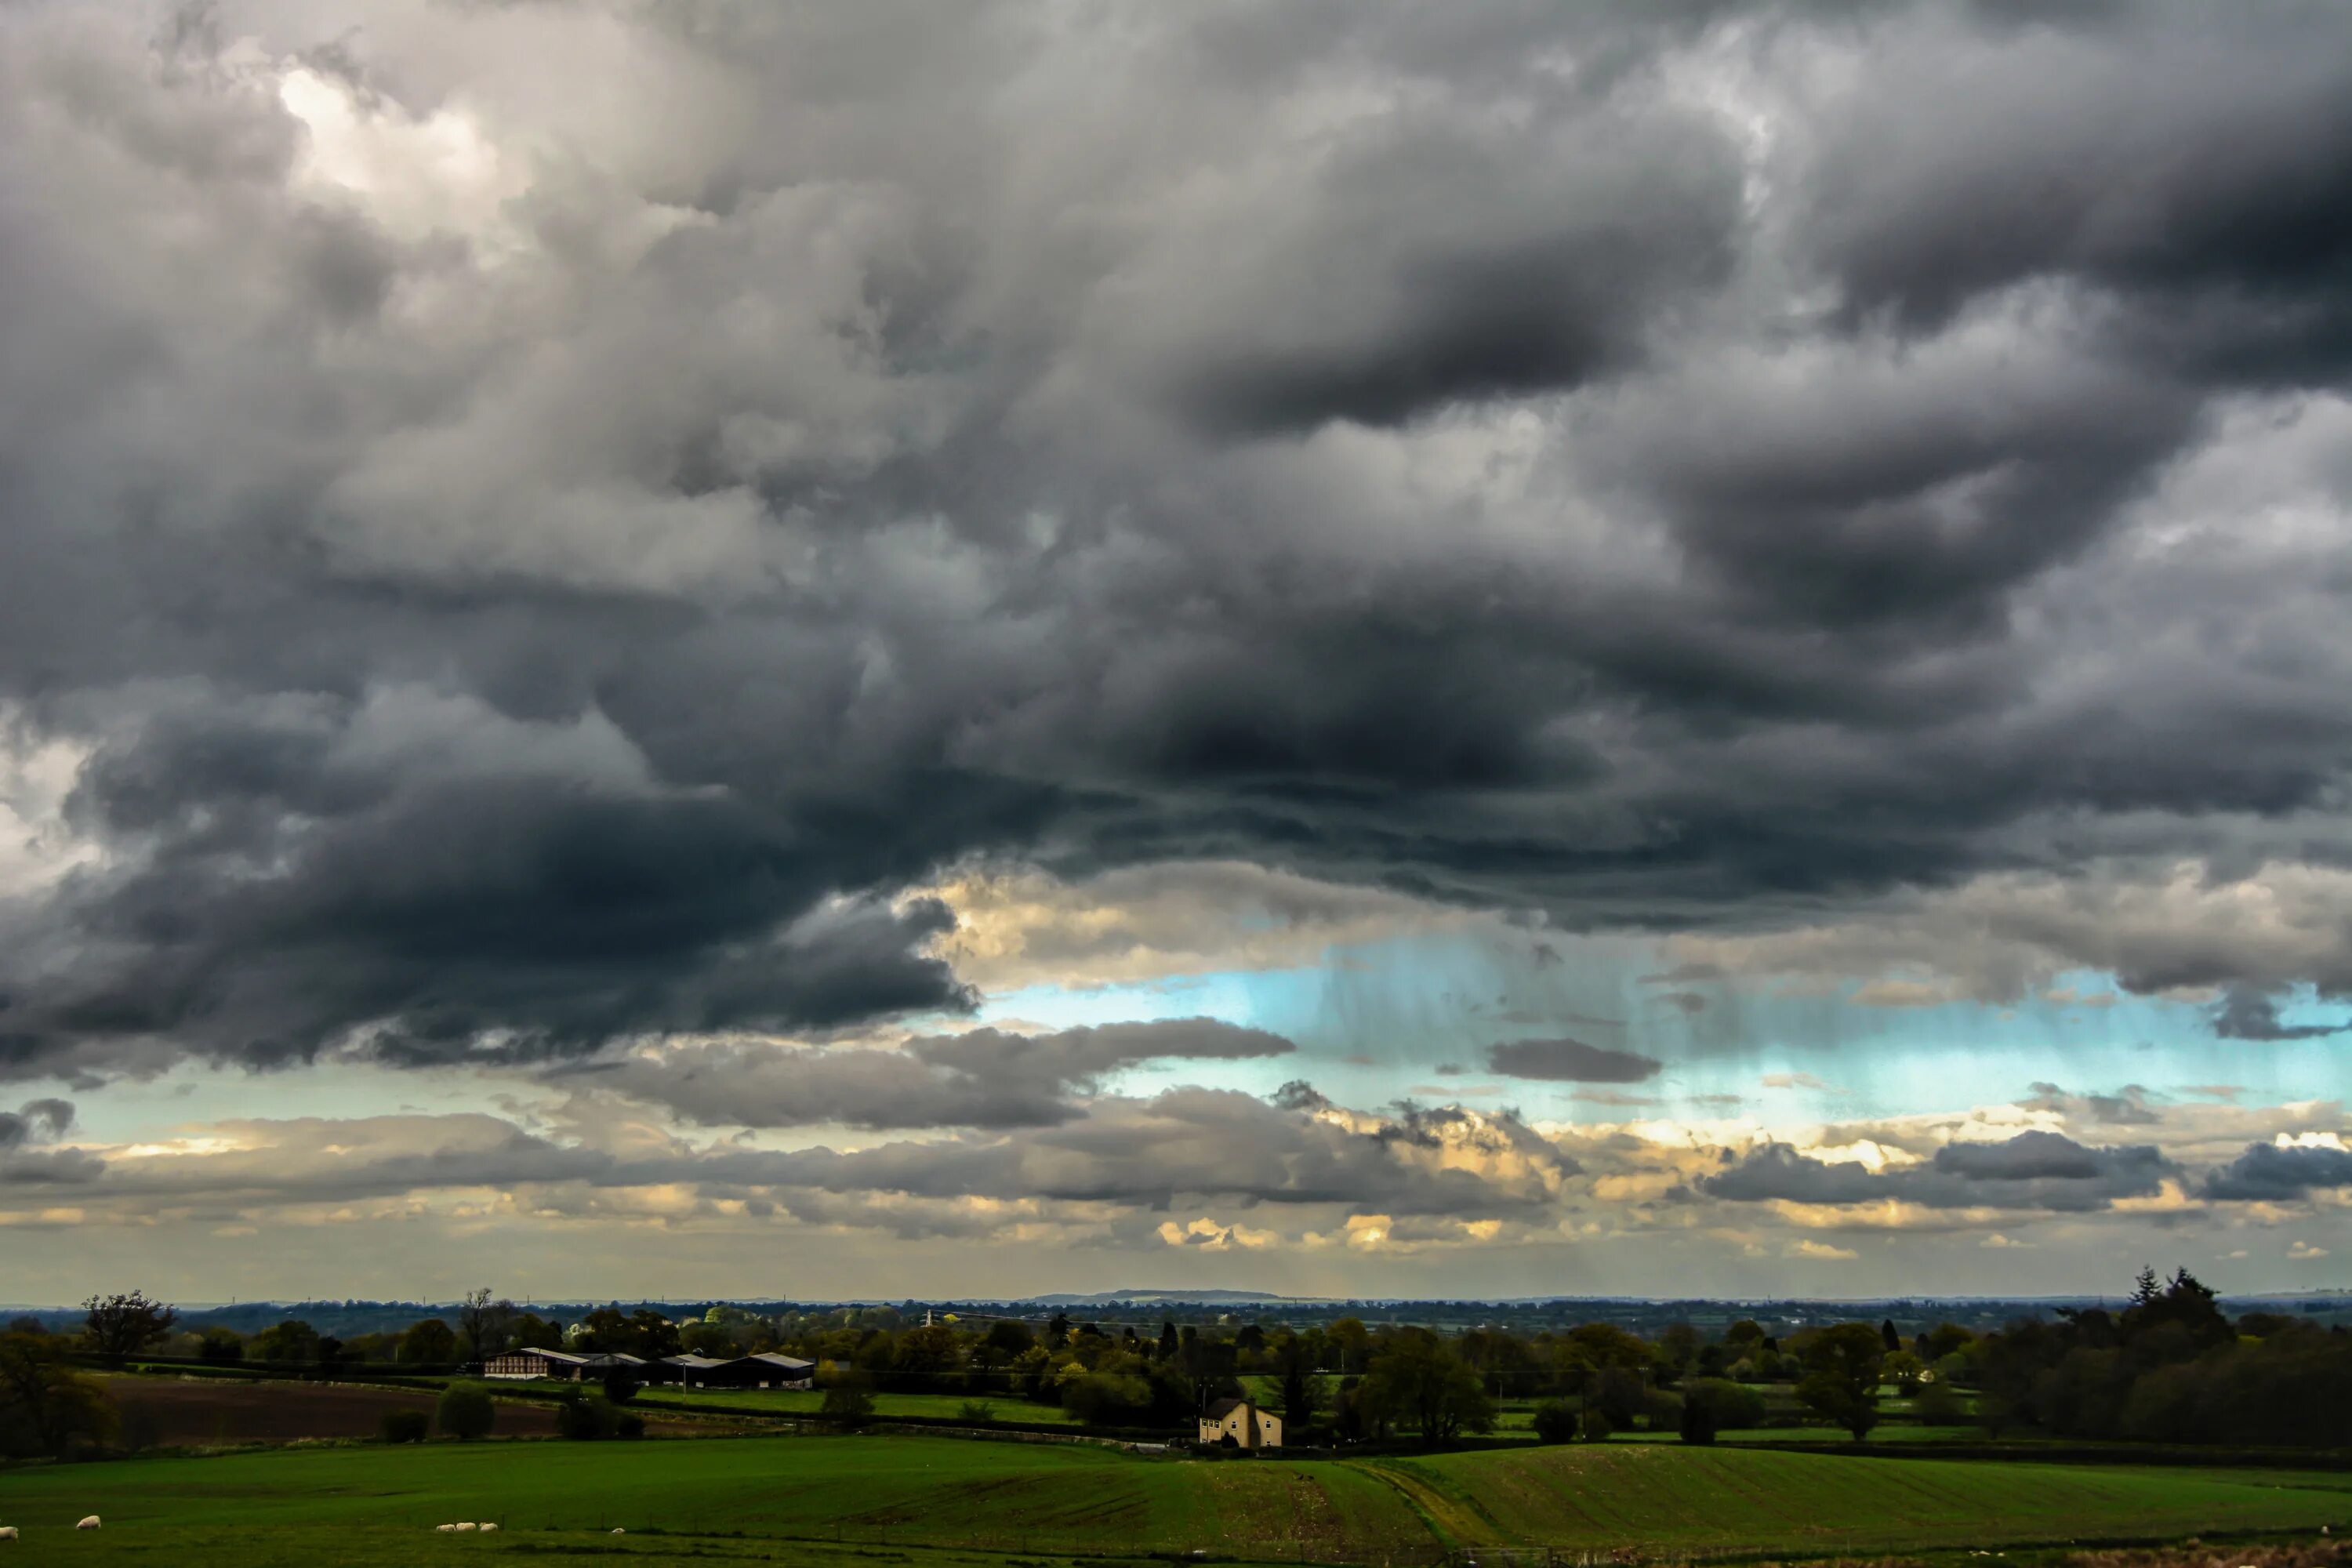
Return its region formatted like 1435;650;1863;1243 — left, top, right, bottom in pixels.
0;1525;17;1541
76;1517;100;1531
455;1522;477;1531
612;1526;626;1534
480;1523;499;1534
435;1523;458;1532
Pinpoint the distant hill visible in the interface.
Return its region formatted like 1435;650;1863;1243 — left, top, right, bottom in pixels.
1021;1289;1319;1305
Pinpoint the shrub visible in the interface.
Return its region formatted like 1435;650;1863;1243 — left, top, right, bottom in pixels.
555;1393;615;1440
1682;1377;1766;1434
1530;1399;1578;1444
615;1412;647;1439
436;1385;496;1440
1580;1406;1614;1443
603;1370;641;1405
381;1408;430;1444
956;1400;997;1423
1679;1393;1718;1445
820;1372;875;1428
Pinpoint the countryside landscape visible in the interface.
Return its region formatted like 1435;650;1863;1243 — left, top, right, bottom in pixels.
3;1274;2349;1563
4;0;2352;1566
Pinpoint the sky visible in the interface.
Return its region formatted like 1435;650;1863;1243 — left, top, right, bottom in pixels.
1;0;2350;1305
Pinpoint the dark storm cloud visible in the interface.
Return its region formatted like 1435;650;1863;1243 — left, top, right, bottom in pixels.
568;1018;1296;1130
1;0;2351;1082
2209;987;2349;1044
1700;1131;2173;1212
1486;1037;1664;1084
2202;1141;2352;1202
0;1097;100;1185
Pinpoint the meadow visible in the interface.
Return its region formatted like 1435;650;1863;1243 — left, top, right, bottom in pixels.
1;1429;2345;1568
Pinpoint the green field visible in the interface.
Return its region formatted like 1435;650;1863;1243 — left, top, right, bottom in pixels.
0;1431;2343;1567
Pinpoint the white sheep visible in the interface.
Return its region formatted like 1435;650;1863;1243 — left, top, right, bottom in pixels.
435;1523;458;1533
612;1526;626;1534
76;1517;100;1531
0;1525;18;1541
479;1523;499;1534
455;1522;477;1531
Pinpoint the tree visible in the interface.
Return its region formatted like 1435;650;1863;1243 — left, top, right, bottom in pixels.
198;1328;245;1365
1047;1312;1073;1348
1883;1349;1930;1396
603;1370;641;1405
1880;1319;1903;1354
1359;1332;1495;1443
1279;1338;1319;1429
400;1318;459;1365
0;1332;116;1457
1679;1392;1719;1445
1795;1322;1886;1441
1530;1399;1579;1444
820;1370;875;1428
252;1319;321;1364
1682;1377;1766;1436
436;1385;496;1439
457;1289;514;1363
81;1290;178;1367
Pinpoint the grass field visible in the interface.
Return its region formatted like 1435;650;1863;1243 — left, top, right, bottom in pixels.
1;1430;2345;1567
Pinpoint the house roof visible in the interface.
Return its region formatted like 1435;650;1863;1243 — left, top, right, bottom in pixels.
746;1352;814;1371
509;1348;588;1364
1203;1398;1253;1419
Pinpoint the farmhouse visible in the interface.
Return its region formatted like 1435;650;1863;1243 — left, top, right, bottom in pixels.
1198;1398;1280;1449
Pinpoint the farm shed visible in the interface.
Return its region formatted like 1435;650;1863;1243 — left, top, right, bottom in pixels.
485;1348;590;1381
1198;1398;1281;1450
655;1352;815;1389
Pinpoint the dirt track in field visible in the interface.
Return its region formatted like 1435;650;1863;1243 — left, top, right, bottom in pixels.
96;1375;713;1446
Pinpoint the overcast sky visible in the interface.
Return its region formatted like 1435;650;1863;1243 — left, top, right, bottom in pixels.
2;0;2349;1305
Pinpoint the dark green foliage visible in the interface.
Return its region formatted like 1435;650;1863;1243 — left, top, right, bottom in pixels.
435;1385;496;1439
603;1370;640;1404
252;1319;321;1364
1682;1377;1766;1432
0;1332;116;1457
380;1408;430;1443
555;1392;617;1440
1679;1392;1718;1445
398;1318;457;1364
1579;1405;1614;1442
82;1290;179;1366
197;1328;245;1364
1359;1330;1496;1443
1795;1323;1886;1440
1530;1398;1578;1444
615;1411;647;1439
820;1370;876;1428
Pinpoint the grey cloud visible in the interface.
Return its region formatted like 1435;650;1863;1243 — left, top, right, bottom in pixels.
1700;1131;2173;1212
2211;987;2349;1043
1486;1037;1664;1083
0;0;2348;1085
0;1096;100;1186
0;1098;73;1149
574;1018;1296;1131
2202;1141;2352;1202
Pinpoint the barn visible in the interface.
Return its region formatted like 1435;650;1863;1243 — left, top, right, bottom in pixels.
655;1352;816;1389
484;1348;590;1381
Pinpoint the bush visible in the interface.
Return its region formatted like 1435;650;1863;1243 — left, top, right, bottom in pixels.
1682;1377;1766;1434
615;1412;646;1439
1530;1399;1579;1444
436;1385;496;1440
603;1370;640;1405
381;1408;430;1444
956;1400;997;1423
1914;1377;1966;1426
820;1373;875;1428
1679;1393;1718;1445
555;1393;615;1440
1580;1406;1614;1443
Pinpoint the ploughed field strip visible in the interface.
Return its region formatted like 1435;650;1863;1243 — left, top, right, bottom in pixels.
0;1433;2345;1565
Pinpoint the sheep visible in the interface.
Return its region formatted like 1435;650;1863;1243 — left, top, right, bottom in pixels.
479;1523;499;1534
0;1526;17;1541
76;1517;100;1531
612;1526;626;1534
455;1522;477;1531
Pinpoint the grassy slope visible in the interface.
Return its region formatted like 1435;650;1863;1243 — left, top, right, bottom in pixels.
0;1432;2343;1566
626;1386;1087;1425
